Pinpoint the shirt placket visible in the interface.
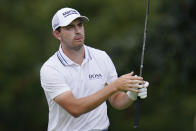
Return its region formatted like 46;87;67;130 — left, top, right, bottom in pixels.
78;65;85;88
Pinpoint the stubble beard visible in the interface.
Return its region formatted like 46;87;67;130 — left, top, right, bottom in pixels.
61;35;84;50
72;43;83;51
72;35;85;51
63;39;84;52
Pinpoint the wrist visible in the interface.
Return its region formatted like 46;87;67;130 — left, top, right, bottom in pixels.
110;79;121;92
106;81;118;94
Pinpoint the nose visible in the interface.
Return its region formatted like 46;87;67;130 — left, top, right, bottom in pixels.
75;26;81;34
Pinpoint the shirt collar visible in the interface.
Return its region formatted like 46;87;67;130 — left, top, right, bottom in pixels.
57;44;92;66
83;44;92;63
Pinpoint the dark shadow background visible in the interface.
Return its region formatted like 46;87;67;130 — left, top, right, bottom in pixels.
0;0;196;130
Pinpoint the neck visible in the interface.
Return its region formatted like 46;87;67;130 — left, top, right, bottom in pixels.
61;44;85;65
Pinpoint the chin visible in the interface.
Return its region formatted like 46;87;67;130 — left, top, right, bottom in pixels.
73;43;84;50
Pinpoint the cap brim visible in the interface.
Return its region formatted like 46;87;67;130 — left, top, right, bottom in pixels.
78;16;89;22
59;16;89;28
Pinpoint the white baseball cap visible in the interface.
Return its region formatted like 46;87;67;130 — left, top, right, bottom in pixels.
52;7;89;31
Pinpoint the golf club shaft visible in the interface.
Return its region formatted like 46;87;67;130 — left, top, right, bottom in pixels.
133;0;150;128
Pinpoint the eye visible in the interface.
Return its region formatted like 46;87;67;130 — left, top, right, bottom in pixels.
78;22;83;27
65;25;74;30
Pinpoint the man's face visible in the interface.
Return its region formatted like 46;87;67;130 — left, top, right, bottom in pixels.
57;19;85;50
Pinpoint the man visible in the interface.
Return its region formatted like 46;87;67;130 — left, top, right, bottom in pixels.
40;7;149;131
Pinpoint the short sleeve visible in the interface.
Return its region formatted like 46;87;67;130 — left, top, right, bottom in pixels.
40;65;70;99
104;52;118;84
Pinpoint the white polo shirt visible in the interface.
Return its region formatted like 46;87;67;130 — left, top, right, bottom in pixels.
40;45;117;131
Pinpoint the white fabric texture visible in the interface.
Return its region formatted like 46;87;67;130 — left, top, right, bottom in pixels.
52;7;89;31
40;45;117;131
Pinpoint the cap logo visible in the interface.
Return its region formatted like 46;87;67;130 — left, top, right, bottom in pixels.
62;10;78;18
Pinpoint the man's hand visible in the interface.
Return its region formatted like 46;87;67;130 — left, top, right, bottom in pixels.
127;81;149;101
113;72;144;92
108;73;149;109
138;81;149;99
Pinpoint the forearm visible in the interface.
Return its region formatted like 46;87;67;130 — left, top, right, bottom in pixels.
76;83;118;115
109;91;134;110
55;82;118;117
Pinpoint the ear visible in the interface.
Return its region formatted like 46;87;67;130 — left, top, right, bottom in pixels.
53;30;61;40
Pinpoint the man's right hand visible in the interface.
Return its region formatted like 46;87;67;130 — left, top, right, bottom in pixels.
113;72;145;92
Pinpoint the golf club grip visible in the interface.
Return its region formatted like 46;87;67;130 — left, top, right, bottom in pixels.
133;97;140;128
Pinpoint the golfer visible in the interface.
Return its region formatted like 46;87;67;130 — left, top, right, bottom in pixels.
40;7;149;131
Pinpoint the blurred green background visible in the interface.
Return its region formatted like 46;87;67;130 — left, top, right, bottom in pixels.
0;0;196;130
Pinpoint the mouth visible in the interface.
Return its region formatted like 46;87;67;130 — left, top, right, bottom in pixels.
74;35;83;41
